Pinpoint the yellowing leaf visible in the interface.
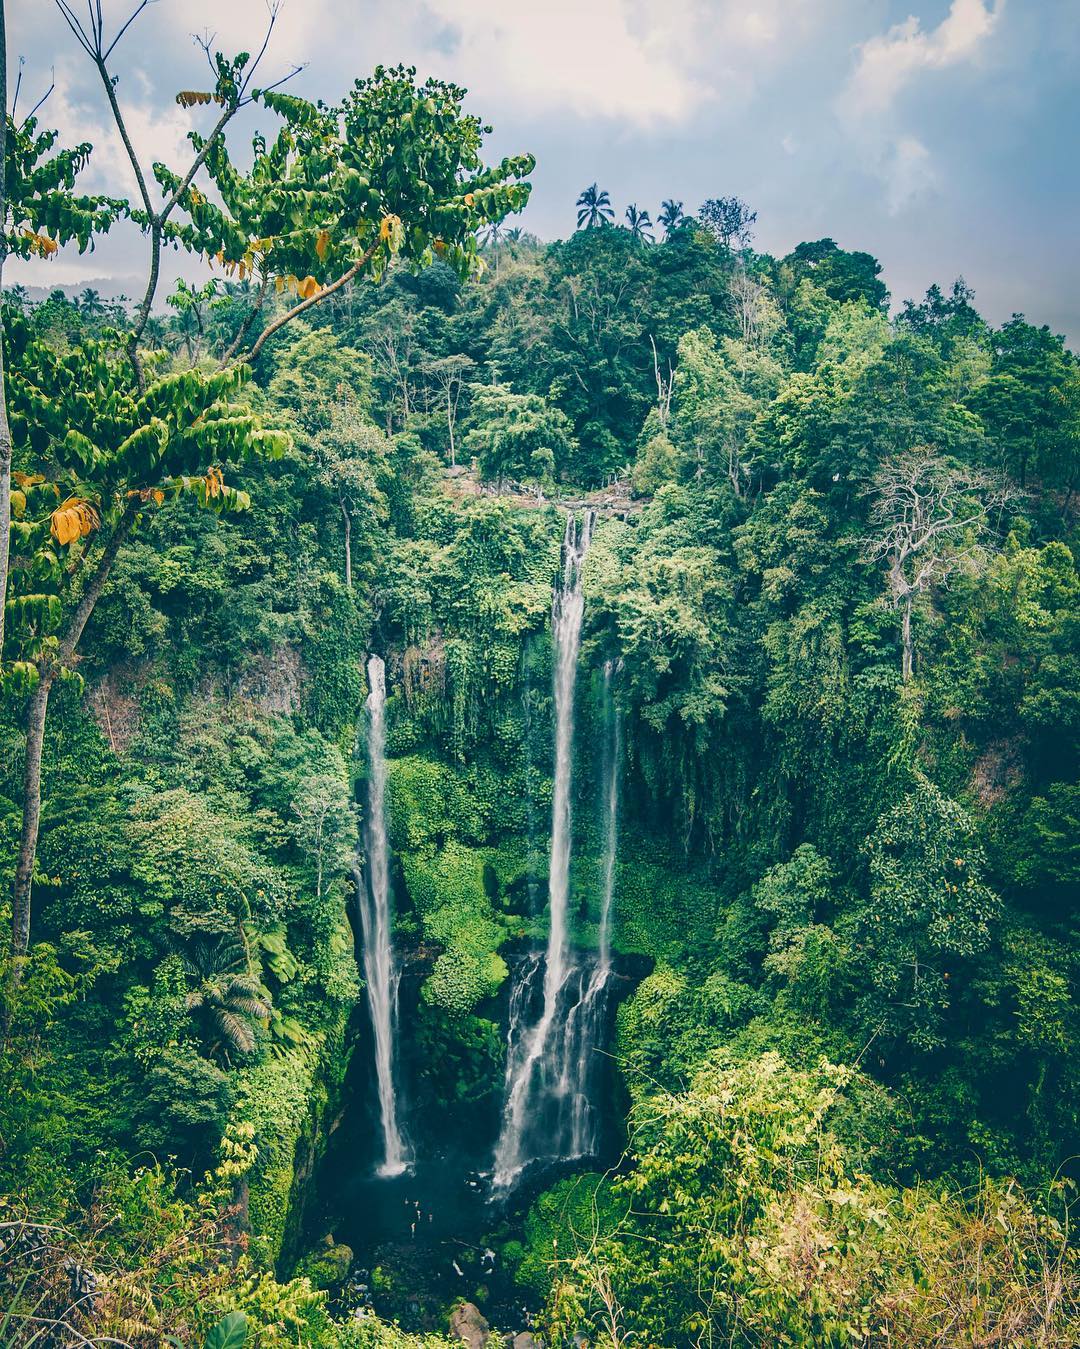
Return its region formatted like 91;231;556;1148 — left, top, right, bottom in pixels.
297;275;321;300
176;90;214;107
379;213;404;254
315;228;331;261
22;229;58;258
50;497;99;547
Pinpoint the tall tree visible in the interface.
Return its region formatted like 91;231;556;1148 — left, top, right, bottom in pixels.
863;447;1013;681
624;204;654;244
658;198;684;237
1;48;124;672
5;19;535;980
576;183;614;230
425;353;476;467
698;195;757;249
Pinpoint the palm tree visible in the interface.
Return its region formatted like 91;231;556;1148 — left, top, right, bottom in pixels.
659;199;685;237
183;938;272;1064
77;287;105;318
624;204;654;244
576;183;614;230
481;219;505;275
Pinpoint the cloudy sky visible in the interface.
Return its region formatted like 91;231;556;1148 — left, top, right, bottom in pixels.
7;0;1079;342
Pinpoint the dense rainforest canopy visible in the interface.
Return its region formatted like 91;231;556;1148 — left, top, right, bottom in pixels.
1;10;1079;1347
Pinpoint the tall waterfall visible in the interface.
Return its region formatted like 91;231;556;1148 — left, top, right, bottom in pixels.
493;511;595;1190
559;657;621;1161
358;655;410;1177
597;659;621;977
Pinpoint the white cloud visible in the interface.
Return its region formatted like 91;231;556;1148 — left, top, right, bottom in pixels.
417;0;707;125
838;0;1003;212
846;0;1003;118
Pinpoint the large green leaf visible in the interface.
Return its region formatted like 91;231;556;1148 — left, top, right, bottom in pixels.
204;1311;248;1349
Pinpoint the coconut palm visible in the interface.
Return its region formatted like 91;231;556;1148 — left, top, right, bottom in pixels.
659;199;685;237
576;183;614;230
77;287;105;318
183;938;272;1064
625;204;654;244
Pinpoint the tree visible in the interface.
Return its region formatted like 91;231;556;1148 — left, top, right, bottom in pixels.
183;938;272;1064
166;278;220;364
658;199;684;237
698;195;757;249
5;19;533;983
464;383;574;488
576;183;614;230
424;353;476;467
971;316;1079;491
290;772;358;905
781;238;888;310
309;397;390;590
76;287;105;318
863;447;1013;681
863;775;1001;1052
1;97;125;670
5;325;287;970
624;204;653;244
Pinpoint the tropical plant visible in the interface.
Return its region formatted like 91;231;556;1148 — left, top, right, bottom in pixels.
623;204;653;244
183;939;272;1063
575;183;614;230
658;198;684;236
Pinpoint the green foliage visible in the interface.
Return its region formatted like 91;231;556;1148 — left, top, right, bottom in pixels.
4;60;1080;1346
543;1053;1080;1348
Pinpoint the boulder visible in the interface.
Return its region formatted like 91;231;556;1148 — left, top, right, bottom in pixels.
449;1301;490;1349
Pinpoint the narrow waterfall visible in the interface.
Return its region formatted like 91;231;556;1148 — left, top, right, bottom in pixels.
559;657;621;1161
597;659;621;977
358;655;410;1177
493;511;594;1190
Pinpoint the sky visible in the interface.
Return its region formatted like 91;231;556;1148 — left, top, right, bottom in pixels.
6;0;1080;343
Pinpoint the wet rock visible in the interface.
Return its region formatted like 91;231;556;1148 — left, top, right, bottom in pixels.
450;1300;490;1349
295;1236;354;1289
513;1333;541;1349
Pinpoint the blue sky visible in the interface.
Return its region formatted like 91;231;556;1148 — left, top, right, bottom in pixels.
7;0;1079;343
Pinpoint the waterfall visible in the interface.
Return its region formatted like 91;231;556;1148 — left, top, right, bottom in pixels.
558;657;621;1161
358;654;410;1177
597;659;621;977
493;511;595;1190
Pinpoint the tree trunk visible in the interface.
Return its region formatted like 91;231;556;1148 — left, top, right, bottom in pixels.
447;386;456;467
10;510;134;969
901;595;914;683
11;672;52;962
0;0;11;659
341;501;352;590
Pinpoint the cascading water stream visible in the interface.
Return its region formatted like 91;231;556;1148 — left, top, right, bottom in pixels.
492;511;594;1190
558;657;621;1161
358;654;410;1177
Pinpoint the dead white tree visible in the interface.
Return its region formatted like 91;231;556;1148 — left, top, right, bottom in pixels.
729;263;780;349
863;447;1014;682
650;334;673;428
424;354;475;466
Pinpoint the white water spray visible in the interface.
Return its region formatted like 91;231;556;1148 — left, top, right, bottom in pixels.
493;511;594;1189
560;657;621;1160
358;655;410;1177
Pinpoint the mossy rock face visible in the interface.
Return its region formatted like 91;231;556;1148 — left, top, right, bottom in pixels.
296;1238;354;1289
